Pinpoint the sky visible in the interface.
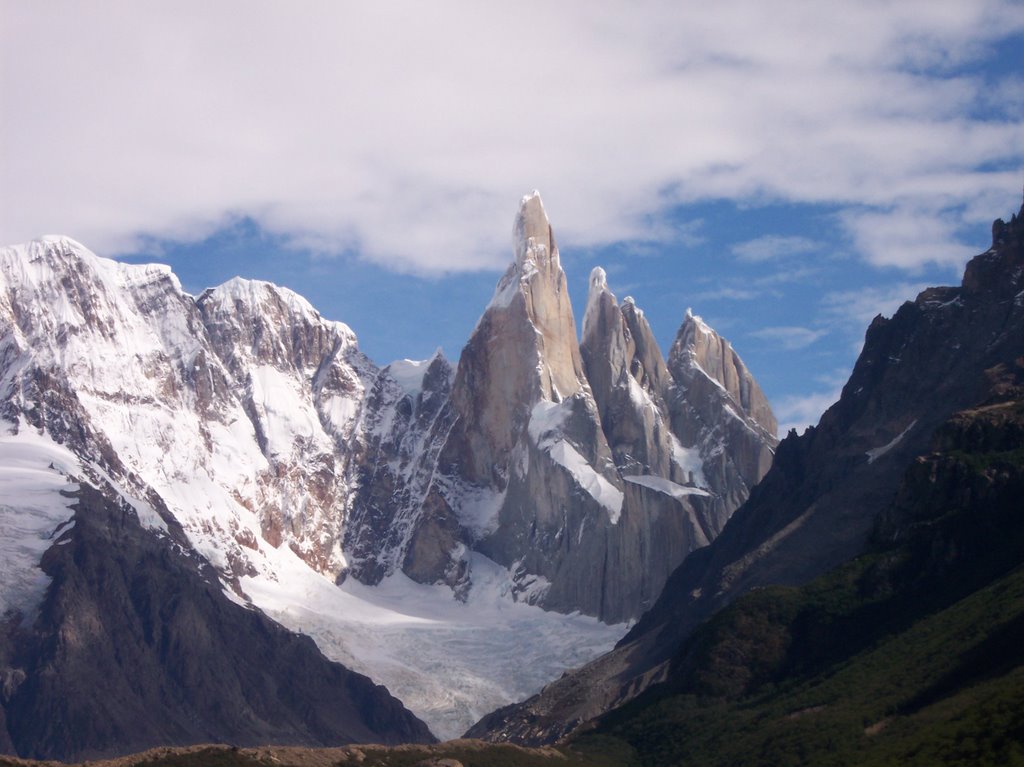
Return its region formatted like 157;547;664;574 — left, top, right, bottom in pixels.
2;1;1023;435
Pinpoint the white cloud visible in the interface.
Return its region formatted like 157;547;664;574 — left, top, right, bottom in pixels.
748;326;828;351
732;235;820;263
822;281;934;331
774;385;845;437
839;206;981;269
1;1;1022;273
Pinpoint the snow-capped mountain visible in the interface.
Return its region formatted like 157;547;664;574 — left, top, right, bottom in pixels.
0;193;776;755
0;238;376;588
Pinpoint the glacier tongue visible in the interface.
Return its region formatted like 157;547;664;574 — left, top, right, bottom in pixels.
241;549;624;740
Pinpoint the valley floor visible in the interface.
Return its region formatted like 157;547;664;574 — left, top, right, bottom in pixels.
0;739;634;767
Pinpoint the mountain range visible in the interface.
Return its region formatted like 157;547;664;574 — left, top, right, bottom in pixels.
2;191;1020;765
0;193;776;758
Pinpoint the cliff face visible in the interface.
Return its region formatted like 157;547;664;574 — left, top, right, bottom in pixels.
575;362;1024;766
667;310;777;511
0;240;433;759
0;238;380;589
384;193;777;622
467;198;1024;745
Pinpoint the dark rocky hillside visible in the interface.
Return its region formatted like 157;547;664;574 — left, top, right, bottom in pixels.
579;362;1024;765
0;484;433;761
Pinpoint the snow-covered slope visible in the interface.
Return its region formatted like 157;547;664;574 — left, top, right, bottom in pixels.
0;237;366;587
0;421;81;618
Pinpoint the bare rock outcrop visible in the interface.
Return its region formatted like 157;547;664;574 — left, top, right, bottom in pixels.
393;194;777;622
667;310;778;512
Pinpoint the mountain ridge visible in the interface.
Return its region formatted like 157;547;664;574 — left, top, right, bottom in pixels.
466;195;1024;745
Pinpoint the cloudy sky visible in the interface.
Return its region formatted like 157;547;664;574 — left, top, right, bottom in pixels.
3;1;1023;433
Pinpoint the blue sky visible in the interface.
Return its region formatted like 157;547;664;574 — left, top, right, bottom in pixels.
2;2;1023;433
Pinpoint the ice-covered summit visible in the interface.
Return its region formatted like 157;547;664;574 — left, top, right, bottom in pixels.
513;190;557;271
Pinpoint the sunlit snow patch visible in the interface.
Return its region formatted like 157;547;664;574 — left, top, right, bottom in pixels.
866;420;917;464
624;474;710;498
529;400;624;522
385;354;438;397
670;434;708;488
447;480;506;539
0;421;80;618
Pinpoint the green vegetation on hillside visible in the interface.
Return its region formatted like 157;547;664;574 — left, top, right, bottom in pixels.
574;394;1024;766
581;564;1024;766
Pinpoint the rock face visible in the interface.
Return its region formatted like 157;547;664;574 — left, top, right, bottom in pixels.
467;197;1024;745
0;240;432;759
666;310;777;514
344;352;455;585
354;193;778;623
197;278;376;575
0;238;377;588
0;198;774;627
575;362;1024;765
413;194;626;615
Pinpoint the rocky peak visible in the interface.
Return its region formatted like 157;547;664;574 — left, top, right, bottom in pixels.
343;350;456;586
197;277;364;377
468;197;1024;747
514;190;558;271
582;265;611;325
620;297;673;396
580;270;676;482
447;192;588;487
581;267;630;397
197;276;375;446
1;237;193;358
0;239;376;584
963;195;1024;298
990;192;1023;246
509;191;583;402
669;309;777;437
